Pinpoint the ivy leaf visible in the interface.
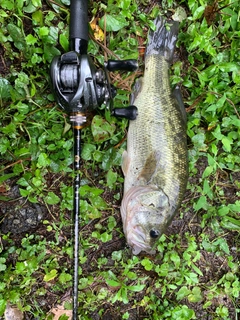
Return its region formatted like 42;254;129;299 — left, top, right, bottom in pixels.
188;286;203;303
7;24;26;50
0;258;6;272
0;78;12;100
37;153;51;168
176;286;191;300
91;115;116;143
99;14;129;32
81;143;96;161
218;62;238;73
59;272;72;284
45;191;60;205
106;169;117;188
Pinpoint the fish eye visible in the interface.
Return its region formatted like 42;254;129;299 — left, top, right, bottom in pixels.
150;229;160;238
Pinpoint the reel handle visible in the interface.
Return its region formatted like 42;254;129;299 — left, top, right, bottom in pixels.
112;105;138;120
106;59;138;72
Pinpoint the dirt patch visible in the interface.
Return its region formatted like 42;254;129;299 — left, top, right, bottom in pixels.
0;186;47;234
0;44;11;76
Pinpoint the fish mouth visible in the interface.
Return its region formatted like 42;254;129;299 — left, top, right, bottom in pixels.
128;225;153;255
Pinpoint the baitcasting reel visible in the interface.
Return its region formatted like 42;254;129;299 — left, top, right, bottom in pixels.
50;0;138;126
50;52;139;127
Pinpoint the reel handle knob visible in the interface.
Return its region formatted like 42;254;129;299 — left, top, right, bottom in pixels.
106;59;138;72
112;105;138;120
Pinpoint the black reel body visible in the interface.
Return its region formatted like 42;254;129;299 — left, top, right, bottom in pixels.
50;52;107;114
50;52;138;125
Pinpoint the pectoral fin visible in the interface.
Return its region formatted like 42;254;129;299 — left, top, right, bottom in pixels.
122;150;130;176
138;150;160;183
130;78;143;105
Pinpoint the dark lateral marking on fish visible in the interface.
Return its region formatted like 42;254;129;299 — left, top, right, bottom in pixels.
137;150;160;183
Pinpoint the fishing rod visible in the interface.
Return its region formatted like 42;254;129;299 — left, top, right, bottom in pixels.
50;0;138;318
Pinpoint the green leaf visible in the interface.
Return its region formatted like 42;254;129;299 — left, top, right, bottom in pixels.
59;272;72;284
194;195;208;211
91;115;116;143
141;258;153;271
192;5;205;20
19;188;30;197
191;263;203;276
0;137;10;154
32;0;41;7
32;10;43;24
81;143;96;161
0;258;6;272
218;62;239;73
128;284;145;292
106;169;117;188
0;173;16;184
191;132;206;149
15;261;26;273
59;33;69;51
7;23;26;50
112;250;122;261
188;287;202;303
16;101;30;114
24;2;37;12
170;251;180;268
222;136;232;152
99;14;129;32
1;0;14;10
59;315;69;320
44;269;58;282
221;216;240;231
106;279;120;287
0;78;12;100
176;286;191;300
43;44;61;62
0;299;6;316
39;26;49;37
100;231;112;243
45;192;60;205
202;166;213;178
37;153;50;168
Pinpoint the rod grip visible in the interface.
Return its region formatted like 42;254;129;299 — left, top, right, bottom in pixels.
70;0;89;42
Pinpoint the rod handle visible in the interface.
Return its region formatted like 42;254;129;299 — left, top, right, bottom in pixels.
70;0;89;42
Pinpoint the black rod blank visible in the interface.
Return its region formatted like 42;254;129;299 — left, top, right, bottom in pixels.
73;127;81;319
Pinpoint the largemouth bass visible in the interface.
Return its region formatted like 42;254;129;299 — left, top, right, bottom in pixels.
120;16;188;255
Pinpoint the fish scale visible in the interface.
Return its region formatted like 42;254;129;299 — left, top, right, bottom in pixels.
121;17;188;255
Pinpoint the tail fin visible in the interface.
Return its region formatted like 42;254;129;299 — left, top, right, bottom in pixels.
145;16;179;62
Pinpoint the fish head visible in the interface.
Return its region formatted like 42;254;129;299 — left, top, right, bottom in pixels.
121;186;170;255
